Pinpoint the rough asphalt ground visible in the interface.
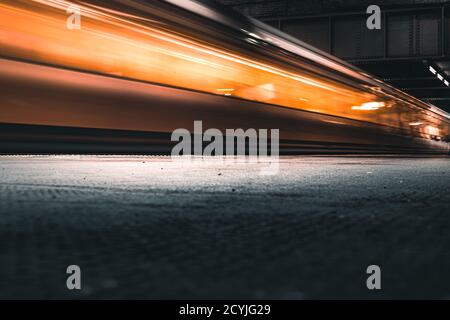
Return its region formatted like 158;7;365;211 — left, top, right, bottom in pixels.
0;155;449;299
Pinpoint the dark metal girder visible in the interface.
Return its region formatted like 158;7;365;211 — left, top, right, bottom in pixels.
421;97;450;100
404;87;450;90
383;76;436;81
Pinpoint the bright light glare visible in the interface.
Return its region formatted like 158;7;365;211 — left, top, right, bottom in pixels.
351;102;385;111
426;125;440;136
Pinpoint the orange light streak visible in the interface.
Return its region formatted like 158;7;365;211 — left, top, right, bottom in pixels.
0;0;448;139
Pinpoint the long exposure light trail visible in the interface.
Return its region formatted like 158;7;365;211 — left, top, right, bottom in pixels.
0;2;375;112
0;0;449;140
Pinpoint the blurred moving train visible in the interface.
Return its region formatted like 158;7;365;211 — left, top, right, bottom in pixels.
0;0;449;154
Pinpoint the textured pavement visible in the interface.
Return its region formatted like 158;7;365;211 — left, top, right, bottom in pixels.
0;155;449;299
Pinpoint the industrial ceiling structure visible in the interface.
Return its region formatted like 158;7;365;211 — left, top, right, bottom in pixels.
219;0;450;113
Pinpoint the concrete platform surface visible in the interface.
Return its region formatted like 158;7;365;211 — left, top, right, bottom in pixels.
0;155;449;299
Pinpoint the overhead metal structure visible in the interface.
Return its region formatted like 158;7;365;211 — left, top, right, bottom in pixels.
240;4;450;112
